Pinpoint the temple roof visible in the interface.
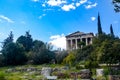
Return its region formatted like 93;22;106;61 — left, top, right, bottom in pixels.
66;31;94;38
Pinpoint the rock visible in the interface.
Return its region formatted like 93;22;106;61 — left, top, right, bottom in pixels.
61;66;69;71
109;75;120;80
79;69;91;79
46;76;57;80
41;67;52;77
96;69;104;76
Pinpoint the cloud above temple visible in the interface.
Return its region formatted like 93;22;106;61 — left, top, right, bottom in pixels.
85;2;97;9
49;34;66;49
31;0;97;12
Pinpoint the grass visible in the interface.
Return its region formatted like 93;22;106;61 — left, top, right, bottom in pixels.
0;64;119;80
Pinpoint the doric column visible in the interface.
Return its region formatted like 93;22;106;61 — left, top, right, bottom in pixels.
71;39;73;50
76;39;78;49
90;38;93;44
86;38;88;45
66;40;68;50
80;38;83;48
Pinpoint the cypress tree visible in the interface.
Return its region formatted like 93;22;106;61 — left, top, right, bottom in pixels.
97;13;103;35
110;24;114;36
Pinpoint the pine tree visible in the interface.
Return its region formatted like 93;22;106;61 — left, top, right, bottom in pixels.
3;31;14;47
110;24;114;36
97;13;103;35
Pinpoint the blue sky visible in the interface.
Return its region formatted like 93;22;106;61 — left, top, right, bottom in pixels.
0;0;120;49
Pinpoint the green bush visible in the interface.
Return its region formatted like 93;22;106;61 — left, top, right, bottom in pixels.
85;61;99;69
75;65;84;70
0;72;6;80
104;68;109;75
96;76;106;80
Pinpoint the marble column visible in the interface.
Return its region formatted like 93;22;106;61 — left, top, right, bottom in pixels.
86;38;88;45
66;40;69;50
76;39;78;49
80;38;82;48
71;39;73;50
91;38;92;44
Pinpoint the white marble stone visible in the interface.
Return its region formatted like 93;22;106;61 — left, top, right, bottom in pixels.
96;69;104;76
46;76;57;80
41;67;52;77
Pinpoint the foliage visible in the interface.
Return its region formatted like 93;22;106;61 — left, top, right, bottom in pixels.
76;45;93;61
0;54;5;66
31;41;55;64
0;72;6;80
2;31;13;48
17;31;33;52
77;41;85;48
55;50;68;64
97;13;103;35
2;42;27;65
75;65;84;70
63;52;76;67
112;0;120;12
110;24;114;37
96;76;106;80
85;60;99;69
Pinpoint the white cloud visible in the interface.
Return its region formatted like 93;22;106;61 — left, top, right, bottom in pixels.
76;3;81;7
85;3;97;9
80;0;87;4
47;0;66;6
91;17;96;21
49;34;66;49
61;3;76;11
38;14;46;19
31;0;39;2
43;0;97;11
0;15;14;23
42;4;46;7
76;0;87;7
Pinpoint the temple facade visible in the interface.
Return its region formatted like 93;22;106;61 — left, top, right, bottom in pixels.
66;31;94;50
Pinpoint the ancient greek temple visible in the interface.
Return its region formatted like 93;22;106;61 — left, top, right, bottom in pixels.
66;31;94;50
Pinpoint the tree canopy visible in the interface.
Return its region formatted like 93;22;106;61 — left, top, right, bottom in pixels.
112;0;120;12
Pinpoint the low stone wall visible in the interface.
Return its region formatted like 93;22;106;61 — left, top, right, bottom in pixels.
109;75;120;80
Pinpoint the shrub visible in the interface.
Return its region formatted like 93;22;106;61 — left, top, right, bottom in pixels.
104;68;111;76
75;65;84;70
0;72;6;80
85;60;99;69
96;76;106;80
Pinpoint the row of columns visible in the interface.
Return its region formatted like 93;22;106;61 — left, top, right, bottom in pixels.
66;38;92;50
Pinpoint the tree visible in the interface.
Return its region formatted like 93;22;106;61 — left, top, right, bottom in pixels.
55;50;68;64
3;31;13;47
112;0;120;12
63;52;76;67
76;45;94;61
0;54;4;66
110;24;114;37
97;13;103;35
31;41;55;64
17;31;33;52
2;42;27;65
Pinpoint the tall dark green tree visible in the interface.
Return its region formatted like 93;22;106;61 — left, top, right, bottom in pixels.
97;13;103;35
110;24;114;36
3;31;13;47
17;31;33;52
2;42;27;65
32;42;55;64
